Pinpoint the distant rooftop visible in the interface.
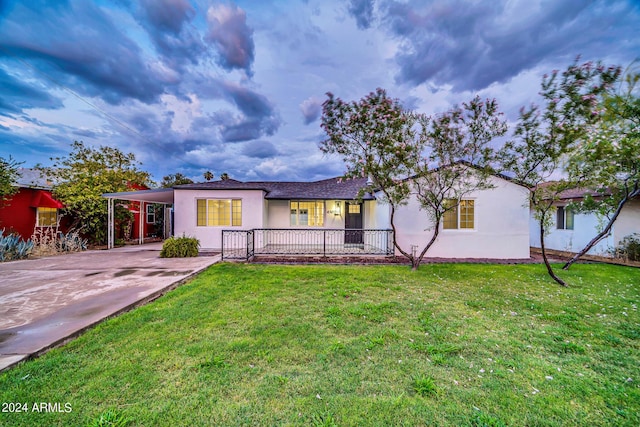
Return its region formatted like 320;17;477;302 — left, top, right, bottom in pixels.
535;181;612;200
15;169;54;189
174;176;375;200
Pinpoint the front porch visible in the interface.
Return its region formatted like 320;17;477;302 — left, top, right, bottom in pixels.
222;228;394;260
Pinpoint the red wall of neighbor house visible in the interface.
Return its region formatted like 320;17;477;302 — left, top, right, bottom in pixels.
0;188;37;239
126;201;154;240
1;186;156;242
0;188;71;240
124;183;155;240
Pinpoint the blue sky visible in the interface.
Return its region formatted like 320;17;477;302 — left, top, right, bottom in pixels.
0;0;638;184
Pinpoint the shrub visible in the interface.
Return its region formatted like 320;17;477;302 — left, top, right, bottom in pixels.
614;233;640;262
31;227;88;257
160;235;200;258
0;229;34;261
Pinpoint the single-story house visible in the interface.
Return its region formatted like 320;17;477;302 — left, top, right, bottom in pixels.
529;187;640;256
160;172;530;259
0;169;69;240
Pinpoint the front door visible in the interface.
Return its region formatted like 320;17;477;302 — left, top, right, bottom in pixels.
344;202;364;244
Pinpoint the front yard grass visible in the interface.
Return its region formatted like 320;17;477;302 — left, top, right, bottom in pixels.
1;263;639;426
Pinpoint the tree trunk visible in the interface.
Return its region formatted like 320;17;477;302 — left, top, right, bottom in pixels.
540;218;568;287
389;204;415;266
411;225;441;270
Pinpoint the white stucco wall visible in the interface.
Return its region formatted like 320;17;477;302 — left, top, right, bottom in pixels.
529;210;615;256
380;176;530;259
614;199;640;244
173;189;265;250
533;198;640;256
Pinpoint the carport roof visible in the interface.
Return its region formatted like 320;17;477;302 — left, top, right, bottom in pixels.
102;188;174;204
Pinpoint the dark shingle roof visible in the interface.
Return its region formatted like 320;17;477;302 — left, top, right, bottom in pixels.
174;177;374;200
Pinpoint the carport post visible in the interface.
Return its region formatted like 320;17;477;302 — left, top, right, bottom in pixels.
139;201;144;245
107;197;114;249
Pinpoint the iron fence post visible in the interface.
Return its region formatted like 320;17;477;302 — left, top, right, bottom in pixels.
323;229;326;257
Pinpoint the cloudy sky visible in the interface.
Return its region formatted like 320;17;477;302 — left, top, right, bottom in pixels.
0;0;638;184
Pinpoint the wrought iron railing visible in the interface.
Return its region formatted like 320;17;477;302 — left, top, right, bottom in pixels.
222;229;254;260
222;228;394;260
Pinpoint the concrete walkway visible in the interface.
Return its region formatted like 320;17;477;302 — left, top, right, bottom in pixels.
0;243;220;372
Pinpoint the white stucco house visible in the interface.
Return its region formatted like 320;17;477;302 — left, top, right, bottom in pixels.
104;171;531;259
529;188;640;256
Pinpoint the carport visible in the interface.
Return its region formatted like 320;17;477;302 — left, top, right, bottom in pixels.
102;188;174;249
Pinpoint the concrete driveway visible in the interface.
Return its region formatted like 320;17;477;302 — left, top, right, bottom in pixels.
0;243;220;372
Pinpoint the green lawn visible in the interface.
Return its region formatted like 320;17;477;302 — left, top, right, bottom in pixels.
1;263;639;426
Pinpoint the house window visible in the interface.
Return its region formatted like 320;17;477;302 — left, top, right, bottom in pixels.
196;199;242;226
348;203;360;214
443;199;474;230
557;206;574;230
290;201;324;226
37;207;58;227
146;204;155;224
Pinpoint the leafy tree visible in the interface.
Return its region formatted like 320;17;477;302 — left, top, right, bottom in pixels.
500;59;621;285
0;156;21;202
562;68;639;269
39;141;152;245
203;171;214;181
160;173;194;188
409;97;507;269
321;89;506;270
220;172;230;181
320;88;423;265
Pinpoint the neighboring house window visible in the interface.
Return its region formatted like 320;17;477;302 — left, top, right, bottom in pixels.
146;204;155;224
556;206;574;230
290;201;324;226
196;199;242;226
442;199;474;230
37;207;58;227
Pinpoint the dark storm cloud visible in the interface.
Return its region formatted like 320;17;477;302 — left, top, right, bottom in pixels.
380;0;640;91
348;0;375;29
0;130;67;163
241;140;279;158
205;3;255;76
0;67;63;115
118;109;209;156
300;97;323;125
197;79;281;142
137;0;205;70
0;1;168;105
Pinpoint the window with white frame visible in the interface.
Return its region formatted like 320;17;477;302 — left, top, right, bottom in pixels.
146;204;155;224
442;199;474;230
290;201;324;226
196;199;242;226
37;207;58;227
556;206;574;230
